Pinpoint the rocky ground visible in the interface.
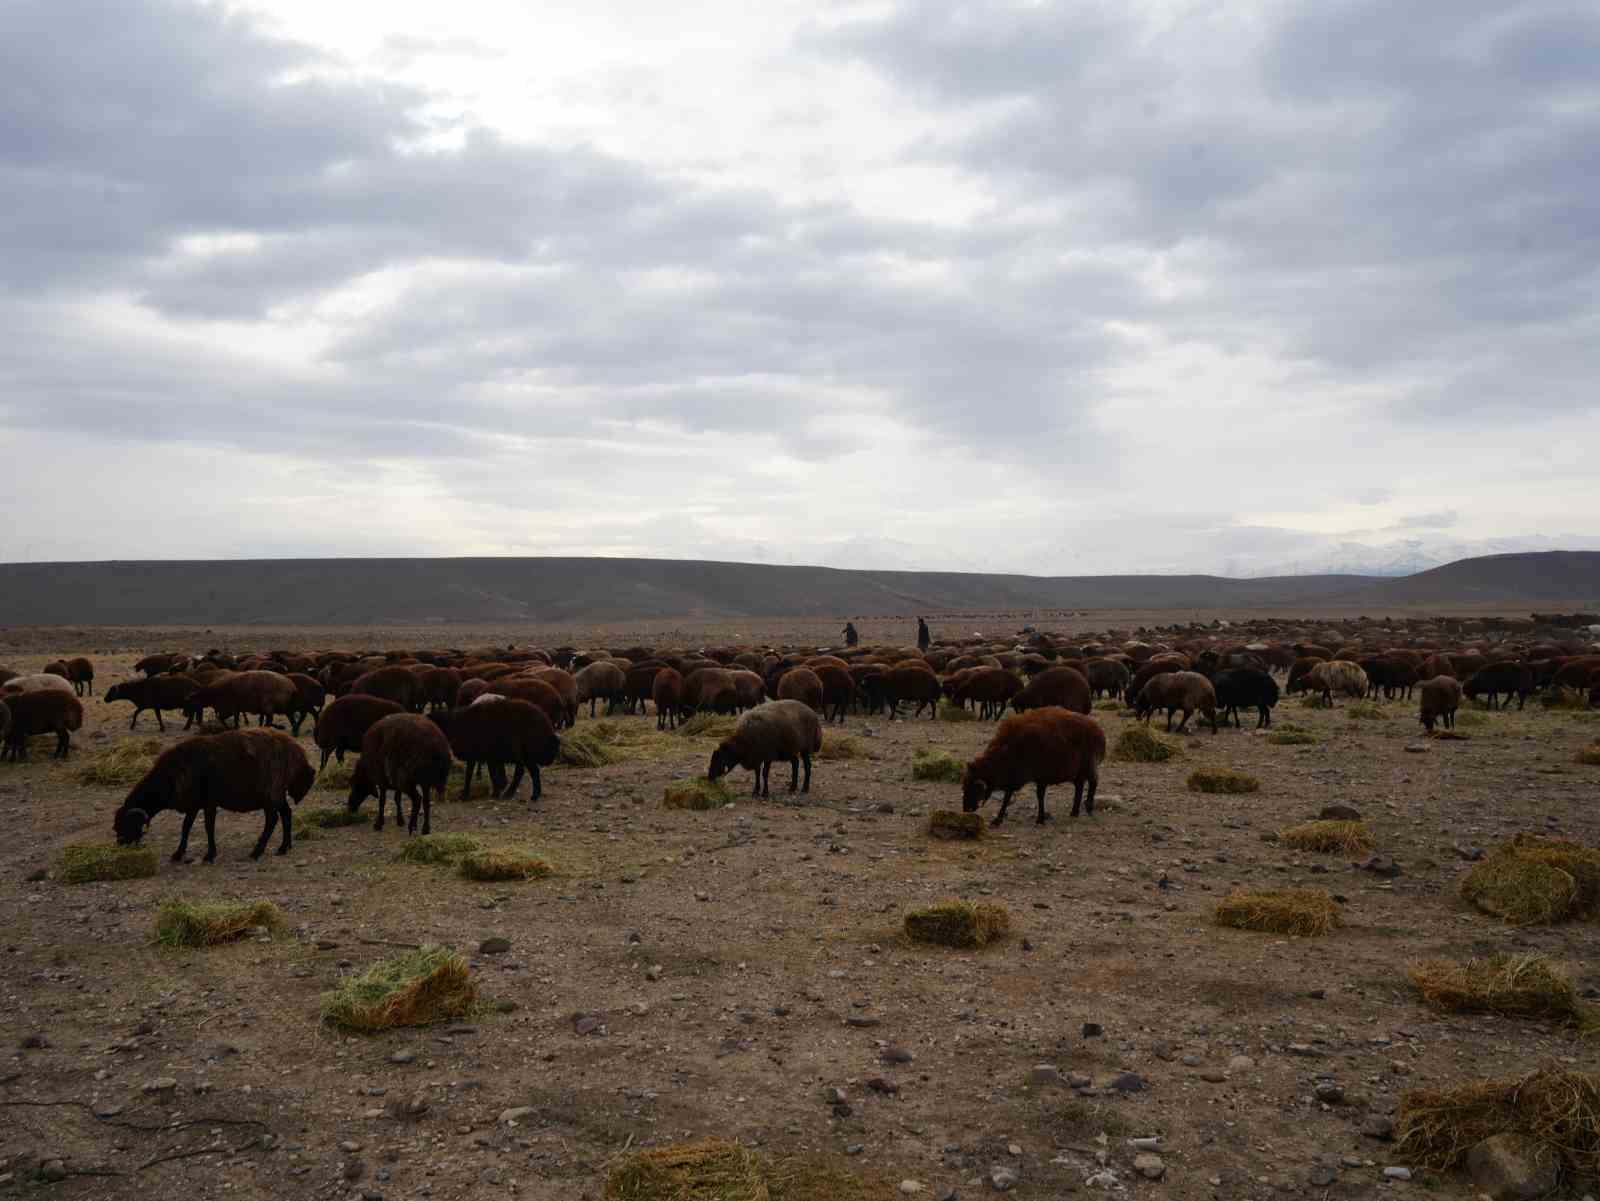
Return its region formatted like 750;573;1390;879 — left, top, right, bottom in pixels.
2;620;1598;1201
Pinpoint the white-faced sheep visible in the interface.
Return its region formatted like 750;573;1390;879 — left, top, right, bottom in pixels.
113;728;314;862
708;699;823;798
1134;670;1219;733
961;707;1106;826
346;713;453;836
1418;675;1463;732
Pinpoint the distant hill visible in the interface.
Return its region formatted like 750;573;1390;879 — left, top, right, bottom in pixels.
0;551;1595;625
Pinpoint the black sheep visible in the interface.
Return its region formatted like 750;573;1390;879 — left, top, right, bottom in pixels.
1212;668;1281;729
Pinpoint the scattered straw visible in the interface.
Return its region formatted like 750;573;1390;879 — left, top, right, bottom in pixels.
928;810;983;840
1454;709;1489;727
458;848;552;882
1408;953;1587;1024
1459;856;1579;925
604;1138;768;1201
816;734;869;761
769;1155;884;1201
1506;836;1600;916
1540;687;1590;711
675;714;739;740
1187;768;1260;794
1267;725;1318;745
1397;1068;1600;1181
1092;699;1122;711
1215;888;1339;936
321;944;476;1032
59;843;159;884
558;726;622;768
911;748;964;783
937;701;978;723
154;899;283;948
1112;725;1176;762
1346;701;1388;720
1279;820;1375;855
76;739;164;786
904;899;1011;948
299;805;371;830
664;778;734;810
396;833;484;865
317;759;356;791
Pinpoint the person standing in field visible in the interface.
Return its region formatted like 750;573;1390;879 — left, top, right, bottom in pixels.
917;617;930;650
843;622;859;647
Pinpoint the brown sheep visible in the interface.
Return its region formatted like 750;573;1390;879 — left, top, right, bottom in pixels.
1;690;84;761
349;665;426;712
417;666;463;713
961;708;1106;826
104;675;201;732
811;663;859;724
347;714;453;835
871;662;942;720
1083;657;1130;701
430;699;560;801
653;667;684;730
1010;666;1091;715
1305;660;1370;706
730;669;767;713
527;667;580;727
575;661;628;718
776;667;824;714
683;667;740;714
482;677;567;730
625;662;668;714
952;666;1023;719
708;699;823;798
135;653;189;677
286;673;326;736
313;694;406;772
1284;656;1324;695
1418;652;1455;681
1418;676;1462;732
62;656;95;696
114;727;313;862
1;673;75;696
184;670;300;729
1134;671;1219;733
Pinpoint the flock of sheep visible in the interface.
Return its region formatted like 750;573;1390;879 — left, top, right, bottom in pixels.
3;617;1598;862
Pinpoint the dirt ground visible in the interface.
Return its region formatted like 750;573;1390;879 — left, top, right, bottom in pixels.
2;617;1598;1201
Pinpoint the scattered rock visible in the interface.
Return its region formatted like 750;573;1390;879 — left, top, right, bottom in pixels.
883;1046;915;1064
1403;743;1429;754
1314;1081;1345;1104
846;1016;881;1028
1287;1044;1323;1058
1454;845;1485;861
1465;1133;1559;1201
1029;1064;1063;1086
388;1050;415;1065
1382;1166;1411;1180
500;1107;534;1124
900;1180;926;1195
1109;1072;1145;1093
1362;1116;1395;1142
866;1076;899;1095
18;1033;48;1049
1082;1022;1104;1038
1228;1055;1256;1072
40;1160;68;1183
1360;856;1403;878
1134;1153;1165;1180
990;1166;1019;1191
573;1014;602;1035
645;964;663;981
1308;1166;1336;1186
1319;804;1362;820
142;1076;178;1094
478;937;511;955
1199;1070;1226;1083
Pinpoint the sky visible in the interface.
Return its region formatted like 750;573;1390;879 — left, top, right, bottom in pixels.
2;0;1597;576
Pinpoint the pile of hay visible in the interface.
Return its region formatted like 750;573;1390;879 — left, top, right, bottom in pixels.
1346;700;1388;720
1505;836;1600;915
1092;699;1122;711
1454;708;1489;727
675;713;739;740
1214;888;1339;936
1576;742;1600;766
458;848;552;882
299;805;370;831
321;945;477;1032
604;1138;881;1201
928;809;982;840
317;759;356;791
816;734;869;761
663;778;733;810
1460;837;1600;924
1187;768;1260;794
76;739;163;786
396;833;484;865
59;843;159;884
1397;1068;1600;1181
1112;725;1176;762
1299;693;1332;709
904;899;1010;948
557;725;623;768
937;701;977;723
1267;724;1318;745
1278;819;1375;855
910;749;964;783
154;898;283;948
1407;953;1587;1024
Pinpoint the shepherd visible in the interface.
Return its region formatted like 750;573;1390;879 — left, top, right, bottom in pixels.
917;617;931;650
843;622;859;648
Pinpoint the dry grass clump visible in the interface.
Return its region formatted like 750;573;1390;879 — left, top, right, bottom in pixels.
1540;687;1589;710
458;848;552;882
816;734;869;761
768;1156;885;1201
1407;953;1587;1024
937;701;977;723
928;809;983;840
1459;856;1579;926
59;843;159;884
317;759;356;791
1453;708;1489;727
664;778;734;810
321;945;477;1032
76;739;164;786
1345;700;1388;720
299;805;371;830
1112;725;1176;762
1396;1068;1600;1181
675;713;739;740
1576;742;1600;766
396;833;484;865
910;748;964;782
1092;699;1122;711
1506;835;1600;915
1299;693;1332;709
604;1138;767;1201
154;898;283;948
1215;888;1339;936
1267;723;1318;745
904;899;1011;948
558;725;623;768
1187;768;1260;794
1278;819;1375;855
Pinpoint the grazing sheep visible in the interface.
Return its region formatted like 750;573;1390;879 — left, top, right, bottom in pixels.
625;663;667;715
347;714;452;836
1463;661;1535;710
683;667;740;714
1551;656;1600;691
871;663;942;721
1284;656;1325;695
113;728;313;862
1083;657;1130;701
61;656;95;696
961;708;1106;826
1;673;76;696
1419;652;1455;680
313;694;406;772
103;675;202;732
707;699;823;798
349;665;426;712
1;690;84;761
135;653;189;677
776;667;824;714
1418;676;1463;732
729;669;767;713
811;663;859;724
1135;671;1219;734
1305;660;1370;706
1009;666;1090;715
653;668;684;730
575;661;628;718
431;699;560;802
951;667;1023;720
527;667;580;728
417;666;463;713
480;677;566;731
1128;657;1186;700
42;660;70;682
286;673;326;736
184;670;300;730
1211;668;1280;729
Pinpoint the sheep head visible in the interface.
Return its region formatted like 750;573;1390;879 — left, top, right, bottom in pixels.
960;766;991;813
707;744;737;782
113;805;150;845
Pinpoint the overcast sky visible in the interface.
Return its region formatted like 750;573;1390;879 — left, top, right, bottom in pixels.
2;0;1597;576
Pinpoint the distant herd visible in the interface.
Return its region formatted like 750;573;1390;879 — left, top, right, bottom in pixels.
3;614;1598;860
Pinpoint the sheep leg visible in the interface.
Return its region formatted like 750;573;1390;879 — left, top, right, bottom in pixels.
528;762;542;802
173;812;198;862
249;804;276;860
55;729;70;758
801;752;812;793
130;709;141;731
992;790;1014;826
1035;782;1052;824
417;786;432;836
752;764;763;797
276;801;293;854
1069;778;1085;817
373;788;387;832
787;755;800;792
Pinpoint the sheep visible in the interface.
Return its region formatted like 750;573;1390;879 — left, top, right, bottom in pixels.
1009;666;1090;715
1128;657;1185;700
653;668;684;730
1551;656;1600;691
1305;660;1370;706
479;676;567;730
135;653;189;677
346;714;453;836
951;667;1023;719
811;663;859;724
870;663;942;720
313;694;406;772
1134;670;1219;733
730;669;767;713
1418;653;1455;680
286;672;326;736
0;673;76;696
349;665;426;712
183;670;300;729
1418;676;1463;732
431;699;560;802
0;668;16;688
1463;662;1534;710
1211;667;1280;729
58;657;95;696
1083;657;1130;701
1;690;84;761
707;699;823;798
527;667;580;727
113;728;313;862
960;707;1106;826
775;667;824;714
575;661;627;718
417;666;462;713
42;659;70;682
103;674;202;732
625;663;667;714
683;667;740;714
